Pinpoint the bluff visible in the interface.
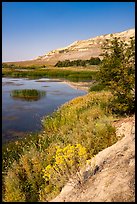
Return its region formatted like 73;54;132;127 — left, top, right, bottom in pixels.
35;28;135;65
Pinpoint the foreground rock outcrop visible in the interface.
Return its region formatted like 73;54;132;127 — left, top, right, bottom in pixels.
51;115;135;202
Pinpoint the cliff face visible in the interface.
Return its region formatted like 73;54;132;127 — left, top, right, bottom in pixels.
51;115;135;202
35;28;135;65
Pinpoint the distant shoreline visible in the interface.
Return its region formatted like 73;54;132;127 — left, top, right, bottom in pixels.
61;80;95;92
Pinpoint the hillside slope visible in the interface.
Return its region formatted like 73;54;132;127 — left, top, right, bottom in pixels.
6;28;134;66
51;115;135;202
35;28;135;65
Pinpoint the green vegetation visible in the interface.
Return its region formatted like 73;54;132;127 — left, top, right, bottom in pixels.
2;63;39;69
99;37;135;115
2;91;118;202
10;89;46;101
2;63;16;68
2;36;135;202
89;82;107;92
42;144;88;196
2;67;97;82
55;57;101;67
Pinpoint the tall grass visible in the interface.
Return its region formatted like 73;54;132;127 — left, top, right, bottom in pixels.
2;68;98;82
10;89;46;101
3;90;118;202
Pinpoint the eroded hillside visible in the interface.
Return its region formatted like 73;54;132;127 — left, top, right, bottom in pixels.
35;28;135;65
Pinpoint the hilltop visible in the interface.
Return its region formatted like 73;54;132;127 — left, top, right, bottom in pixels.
5;28;135;66
35;28;134;65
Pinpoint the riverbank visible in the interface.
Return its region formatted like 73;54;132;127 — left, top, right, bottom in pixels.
3;90;119;202
60;80;96;91
2;77;86;144
3;75;133;202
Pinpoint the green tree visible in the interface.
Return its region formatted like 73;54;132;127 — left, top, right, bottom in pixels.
99;37;135;115
55;61;62;67
89;57;101;65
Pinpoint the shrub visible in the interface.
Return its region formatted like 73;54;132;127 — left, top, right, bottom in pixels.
42;144;88;192
3;162;26;202
55;57;101;67
99;37;135;115
3;147;47;202
89;83;107;92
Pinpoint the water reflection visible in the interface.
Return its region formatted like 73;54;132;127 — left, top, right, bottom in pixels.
3;81;24;86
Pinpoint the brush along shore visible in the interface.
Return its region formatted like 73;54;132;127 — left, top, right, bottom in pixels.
3;90;121;202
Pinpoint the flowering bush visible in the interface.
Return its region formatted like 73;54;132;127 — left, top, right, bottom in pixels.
42;144;88;187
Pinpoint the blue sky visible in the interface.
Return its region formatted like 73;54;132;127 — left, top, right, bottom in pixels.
2;2;135;62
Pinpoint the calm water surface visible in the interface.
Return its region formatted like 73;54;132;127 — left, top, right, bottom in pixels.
2;77;87;144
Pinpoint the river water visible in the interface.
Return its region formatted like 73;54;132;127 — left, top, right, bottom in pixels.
2;77;87;144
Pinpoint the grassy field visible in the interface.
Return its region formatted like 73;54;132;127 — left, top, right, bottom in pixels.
2;90;119;202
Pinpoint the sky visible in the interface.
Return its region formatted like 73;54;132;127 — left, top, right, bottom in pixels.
2;2;135;62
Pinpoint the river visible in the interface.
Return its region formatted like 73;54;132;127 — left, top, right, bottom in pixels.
2;77;87;144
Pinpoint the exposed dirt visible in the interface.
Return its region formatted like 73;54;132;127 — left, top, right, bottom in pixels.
51;115;135;202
